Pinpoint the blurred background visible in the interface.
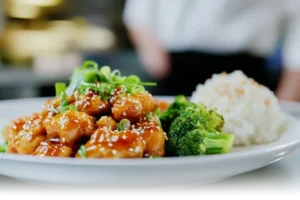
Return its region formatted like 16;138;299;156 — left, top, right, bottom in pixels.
0;0;284;100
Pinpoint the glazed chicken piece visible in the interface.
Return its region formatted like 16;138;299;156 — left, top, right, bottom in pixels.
73;90;110;117
33;139;73;157
3;115;32;142
153;99;170;113
133;115;167;157
41;97;61;118
43;110;96;147
7;113;46;155
76;116;145;158
110;88;155;122
96;116;117;130
41;95;75;118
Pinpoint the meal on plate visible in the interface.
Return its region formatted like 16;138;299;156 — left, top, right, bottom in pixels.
0;61;287;159
0;61;235;158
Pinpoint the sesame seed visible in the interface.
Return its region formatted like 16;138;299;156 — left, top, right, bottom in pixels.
135;146;140;153
129;148;133;152
99;134;104;142
87;146;97;151
100;147;105;152
111;135;119;142
112;150;117;155
90;139;96;144
108;143;113;147
122;135;127;140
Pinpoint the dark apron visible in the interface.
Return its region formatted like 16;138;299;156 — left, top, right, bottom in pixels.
153;51;281;96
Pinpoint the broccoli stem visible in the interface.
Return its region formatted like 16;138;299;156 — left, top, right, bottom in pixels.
203;133;234;154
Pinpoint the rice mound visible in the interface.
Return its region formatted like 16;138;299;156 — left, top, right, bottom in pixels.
190;70;287;146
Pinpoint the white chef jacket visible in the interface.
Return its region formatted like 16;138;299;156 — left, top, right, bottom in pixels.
123;0;300;70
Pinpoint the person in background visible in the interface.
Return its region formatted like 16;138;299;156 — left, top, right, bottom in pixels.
122;0;300;101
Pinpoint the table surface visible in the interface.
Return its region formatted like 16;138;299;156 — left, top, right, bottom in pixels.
1;103;300;192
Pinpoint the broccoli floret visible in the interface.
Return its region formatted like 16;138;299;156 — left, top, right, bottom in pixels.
159;95;190;132
197;102;224;131
160;95;225;132
165;104;234;156
176;129;234;156
168;106;207;136
166;106;207;155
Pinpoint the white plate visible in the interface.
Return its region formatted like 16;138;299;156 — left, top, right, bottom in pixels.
0;97;300;187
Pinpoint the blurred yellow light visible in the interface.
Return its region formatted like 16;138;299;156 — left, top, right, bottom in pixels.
76;26;116;50
8;4;40;19
12;0;63;7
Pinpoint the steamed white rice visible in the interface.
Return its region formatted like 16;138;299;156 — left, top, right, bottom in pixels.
190;70;287;146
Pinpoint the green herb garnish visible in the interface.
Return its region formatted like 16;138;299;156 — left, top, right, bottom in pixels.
146;113;162;129
55;82;67;97
0;142;8;153
117;119;131;131
149;156;162;159
65;61;157;100
78;145;87;158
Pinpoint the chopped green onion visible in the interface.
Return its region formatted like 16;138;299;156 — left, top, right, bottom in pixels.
129;85;145;95
149;156;162;159
99;66;111;82
80;82;112;100
64;61;158;100
99;83;108;100
111;70;125;84
0;142;8;153
118;119;131;131
55;82;67;97
69;105;77;111
65;67;99;95
154;115;162;129
111;69;122;78
146;113;162;129
59;92;68;108
65;68;85;95
78;145;87;158
154;107;161;116
123;75;141;84
146;113;152;121
59;105;78;113
140;82;157;86
82;60;99;70
80;82;99;92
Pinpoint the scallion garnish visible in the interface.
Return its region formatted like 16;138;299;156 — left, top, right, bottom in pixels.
149;156;162;159
154;107;161;116
82;60;99;70
146;113;162;129
0;142;8;153
78;145;87;158
64;61;157;100
140;82;157;86
59;105;78;113
59;91;68;108
99;66;111;82
117;119;131;131
128;85;145;95
55;82;67;97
